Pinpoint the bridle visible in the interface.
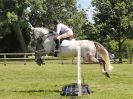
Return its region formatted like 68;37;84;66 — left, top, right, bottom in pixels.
31;30;56;53
30;30;56;65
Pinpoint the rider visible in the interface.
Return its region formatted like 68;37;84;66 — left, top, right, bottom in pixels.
53;19;74;56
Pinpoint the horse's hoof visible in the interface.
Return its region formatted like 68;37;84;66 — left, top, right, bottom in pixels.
104;72;110;78
37;62;41;66
36;58;43;66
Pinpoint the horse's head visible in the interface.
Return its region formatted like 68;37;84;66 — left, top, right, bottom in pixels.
28;27;52;51
28;27;56;65
30;27;49;42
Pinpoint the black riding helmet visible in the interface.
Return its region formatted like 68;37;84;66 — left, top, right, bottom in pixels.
53;19;60;25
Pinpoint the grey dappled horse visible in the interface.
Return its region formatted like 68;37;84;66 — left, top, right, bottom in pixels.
29;27;113;78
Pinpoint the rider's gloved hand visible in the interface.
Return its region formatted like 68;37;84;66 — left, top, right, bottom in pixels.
57;36;61;40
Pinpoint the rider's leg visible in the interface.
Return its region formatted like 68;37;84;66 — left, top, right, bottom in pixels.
54;31;73;57
54;33;68;52
54;39;59;50
54;37;60;57
57;31;73;40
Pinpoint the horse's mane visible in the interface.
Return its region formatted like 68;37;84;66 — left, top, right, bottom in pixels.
33;27;50;35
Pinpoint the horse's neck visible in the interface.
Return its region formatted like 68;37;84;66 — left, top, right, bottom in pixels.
42;34;55;53
34;27;49;36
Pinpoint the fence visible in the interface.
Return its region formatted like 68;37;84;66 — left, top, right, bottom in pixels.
0;53;35;65
0;52;132;65
110;52;133;64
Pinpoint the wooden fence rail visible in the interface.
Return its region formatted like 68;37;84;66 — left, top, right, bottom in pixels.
110;52;133;64
0;53;35;65
0;52;132;65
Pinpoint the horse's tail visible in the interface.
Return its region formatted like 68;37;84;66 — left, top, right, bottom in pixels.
94;42;113;71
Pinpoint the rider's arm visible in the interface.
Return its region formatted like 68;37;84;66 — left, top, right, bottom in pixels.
56;24;61;35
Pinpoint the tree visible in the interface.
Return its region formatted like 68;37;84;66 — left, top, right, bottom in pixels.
28;0;78;27
92;0;133;62
81;19;97;40
0;0;90;52
0;0;31;52
28;0;89;39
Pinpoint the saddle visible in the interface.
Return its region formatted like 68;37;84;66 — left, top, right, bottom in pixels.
54;36;74;57
54;36;73;48
61;39;75;46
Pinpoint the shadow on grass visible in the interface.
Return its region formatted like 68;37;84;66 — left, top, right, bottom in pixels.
12;89;61;93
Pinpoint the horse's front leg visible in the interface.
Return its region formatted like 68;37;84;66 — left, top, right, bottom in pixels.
42;55;45;65
35;51;45;66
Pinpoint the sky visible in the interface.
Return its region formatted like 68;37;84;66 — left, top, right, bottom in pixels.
77;0;94;23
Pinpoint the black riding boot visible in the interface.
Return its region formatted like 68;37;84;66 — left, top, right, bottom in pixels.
54;39;60;57
55;39;59;50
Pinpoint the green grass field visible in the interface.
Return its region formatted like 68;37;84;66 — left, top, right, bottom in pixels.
0;61;133;99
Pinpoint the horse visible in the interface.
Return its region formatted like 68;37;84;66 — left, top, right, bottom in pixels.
28;26;113;78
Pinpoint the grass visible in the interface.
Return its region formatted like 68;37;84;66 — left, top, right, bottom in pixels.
0;61;133;99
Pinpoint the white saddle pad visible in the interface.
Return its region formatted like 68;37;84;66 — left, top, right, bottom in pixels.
61;39;76;46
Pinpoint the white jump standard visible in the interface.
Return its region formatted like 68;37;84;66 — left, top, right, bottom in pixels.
61;46;90;96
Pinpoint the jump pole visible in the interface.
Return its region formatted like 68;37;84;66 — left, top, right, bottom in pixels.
77;46;82;96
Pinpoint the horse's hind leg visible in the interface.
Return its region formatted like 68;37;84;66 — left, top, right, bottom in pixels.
98;59;110;78
84;53;110;78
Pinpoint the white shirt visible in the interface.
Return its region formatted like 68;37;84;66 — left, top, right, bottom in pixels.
56;23;71;35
